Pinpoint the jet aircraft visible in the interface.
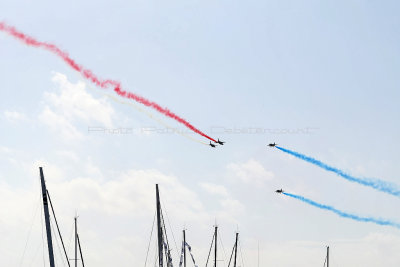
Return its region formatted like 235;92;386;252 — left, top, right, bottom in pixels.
216;139;225;145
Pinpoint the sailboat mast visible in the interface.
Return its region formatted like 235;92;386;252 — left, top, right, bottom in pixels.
39;167;55;267
156;184;164;267
75;216;78;267
183;229;186;267
327;246;329;267
233;233;238;267
214;226;218;267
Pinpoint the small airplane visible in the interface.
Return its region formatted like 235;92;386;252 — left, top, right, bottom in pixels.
216;139;225;145
275;189;284;194
268;142;277;147
209;142;216;148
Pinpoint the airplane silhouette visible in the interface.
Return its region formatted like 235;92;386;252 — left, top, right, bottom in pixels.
216;139;225;145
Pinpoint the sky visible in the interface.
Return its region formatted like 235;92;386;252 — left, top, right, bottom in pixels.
1;0;400;266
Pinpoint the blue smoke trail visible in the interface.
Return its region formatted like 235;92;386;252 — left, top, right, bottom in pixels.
276;146;400;198
283;192;400;229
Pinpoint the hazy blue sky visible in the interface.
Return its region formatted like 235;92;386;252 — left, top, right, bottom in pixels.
1;1;400;266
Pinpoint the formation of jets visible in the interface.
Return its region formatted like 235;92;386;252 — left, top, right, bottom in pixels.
209;139;225;148
268;143;283;195
210;140;276;148
271;143;283;194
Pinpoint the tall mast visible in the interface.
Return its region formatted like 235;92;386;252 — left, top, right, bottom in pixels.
39;167;55;267
233;233;238;267
327;246;329;267
183;229;186;267
214;226;218;267
156;184;164;267
75;216;78;267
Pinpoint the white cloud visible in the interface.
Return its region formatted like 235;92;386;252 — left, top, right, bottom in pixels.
39;106;83;140
200;182;245;220
200;182;229;197
227;159;274;185
3;110;28;122
39;72;115;140
56;150;79;162
220;197;245;215
0;146;15;156
0;146;22;166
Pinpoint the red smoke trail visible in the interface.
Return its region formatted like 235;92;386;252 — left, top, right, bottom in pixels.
0;22;217;143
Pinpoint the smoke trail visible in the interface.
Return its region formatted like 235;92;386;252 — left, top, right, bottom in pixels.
75;72;208;145
283;192;400;229
0;22;217;143
97;90;208;145
276;146;400;198
75;70;208;145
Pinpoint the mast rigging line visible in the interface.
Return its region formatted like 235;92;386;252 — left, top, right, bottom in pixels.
161;211;173;267
47;190;71;267
238;240;245;267
77;234;85;267
40;191;45;267
66;221;75;260
205;231;215;267
227;243;235;267
153;241;158;267
19;192;41;267
29;240;43;267
218;231;227;263
49;214;65;267
145;211;157;267
161;199;180;256
227;233;239;267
